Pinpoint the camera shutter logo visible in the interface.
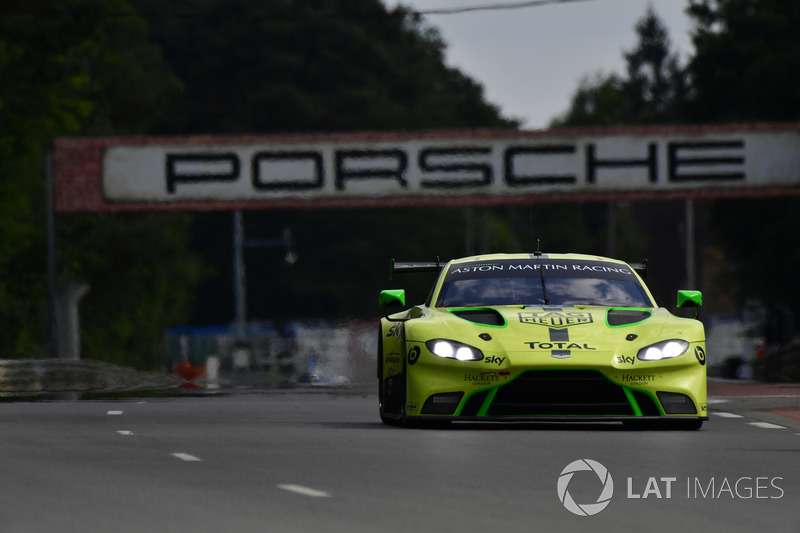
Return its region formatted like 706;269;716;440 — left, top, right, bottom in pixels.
557;459;614;516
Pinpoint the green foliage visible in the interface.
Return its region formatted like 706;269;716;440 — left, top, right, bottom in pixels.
551;6;687;127
127;0;519;328
687;0;800;122
708;198;800;303
59;214;207;370
549;7;690;303
0;0;520;368
0;0;194;367
550;73;632;126
185;204;610;325
687;1;800;320
131;0;516;133
0;1;95;356
623;8;689;123
6;0;798;367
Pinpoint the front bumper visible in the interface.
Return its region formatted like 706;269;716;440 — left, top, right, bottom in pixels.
404;343;708;421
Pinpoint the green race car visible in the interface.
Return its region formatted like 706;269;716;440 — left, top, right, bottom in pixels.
378;253;707;429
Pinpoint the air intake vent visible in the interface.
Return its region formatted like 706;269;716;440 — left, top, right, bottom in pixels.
422;392;464;415
607;309;651;326
487;370;634;416
450;308;505;326
657;392;697;414
460;390;489;417
631;390;662;416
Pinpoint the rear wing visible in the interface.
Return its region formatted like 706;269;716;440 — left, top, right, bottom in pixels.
629;260;647;279
389;257;446;280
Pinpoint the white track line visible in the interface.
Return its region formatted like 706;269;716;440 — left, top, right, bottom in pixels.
171;453;203;462
748;422;786;429
116;430;134;436
712;412;743;418
106;410;124;415
277;484;332;498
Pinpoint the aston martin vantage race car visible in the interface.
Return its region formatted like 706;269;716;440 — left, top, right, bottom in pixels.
378;253;707;429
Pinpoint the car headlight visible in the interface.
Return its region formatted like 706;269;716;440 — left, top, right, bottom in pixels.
636;339;690;361
425;339;484;361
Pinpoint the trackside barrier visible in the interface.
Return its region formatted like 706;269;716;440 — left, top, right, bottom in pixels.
164;320;376;389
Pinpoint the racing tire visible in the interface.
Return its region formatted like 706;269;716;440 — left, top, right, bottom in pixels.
380;413;406;427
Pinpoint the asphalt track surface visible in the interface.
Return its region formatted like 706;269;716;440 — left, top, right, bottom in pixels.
0;382;799;533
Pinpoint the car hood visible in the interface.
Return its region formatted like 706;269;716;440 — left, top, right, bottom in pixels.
406;305;703;357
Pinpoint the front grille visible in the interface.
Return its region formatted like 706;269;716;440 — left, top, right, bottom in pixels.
486;370;635;416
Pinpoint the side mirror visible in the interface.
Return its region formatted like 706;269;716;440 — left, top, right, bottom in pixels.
677;290;703;318
380;289;406;322
379;289;405;308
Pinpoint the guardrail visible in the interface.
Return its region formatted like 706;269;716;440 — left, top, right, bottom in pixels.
0;359;178;395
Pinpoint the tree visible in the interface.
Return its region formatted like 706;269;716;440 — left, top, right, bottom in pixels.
128;0;516;134
687;0;800;325
687;0;800;122
549;7;692;305
124;0;521;325
551;6;687;126
551;73;632;126
59;213;207;369
0;1;98;356
0;0;203;367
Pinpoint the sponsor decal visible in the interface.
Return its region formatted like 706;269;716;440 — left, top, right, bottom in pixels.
447;259;639;281
520;311;593;329
101;137;755;207
526;341;596;350
464;371;511;386
450;264;503;274
695;346;706;365
386;324;402;337
484;355;506;366
408;346;420;366
620;374;655;385
570;264;631;275
465;373;501;383
451;263;632;275
616;355;636;365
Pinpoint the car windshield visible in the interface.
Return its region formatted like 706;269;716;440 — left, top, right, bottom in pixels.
435;258;653;308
